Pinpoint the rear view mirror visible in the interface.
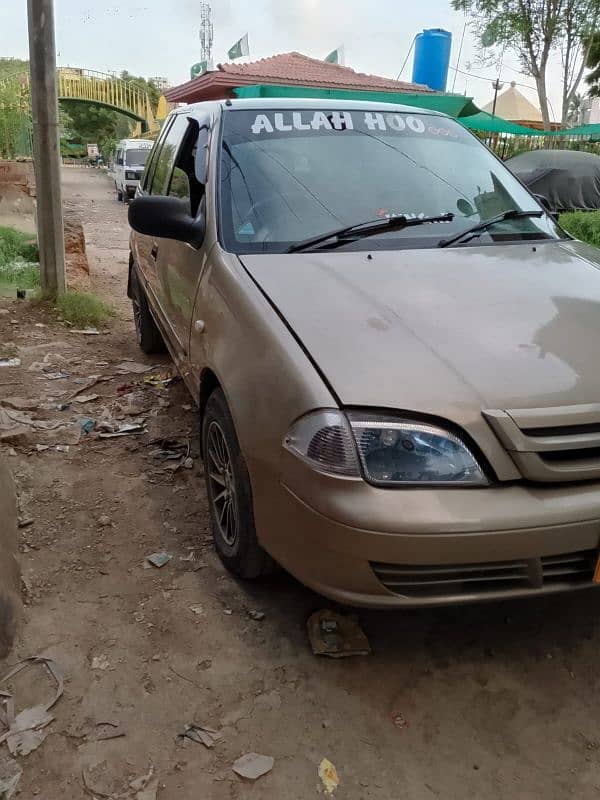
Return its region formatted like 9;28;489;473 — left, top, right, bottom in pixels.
128;196;205;247
533;193;559;221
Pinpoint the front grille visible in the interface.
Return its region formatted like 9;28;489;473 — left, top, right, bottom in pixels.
372;549;596;599
484;404;600;482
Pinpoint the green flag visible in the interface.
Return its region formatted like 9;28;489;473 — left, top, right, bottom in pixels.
325;45;345;65
228;33;249;60
190;61;208;79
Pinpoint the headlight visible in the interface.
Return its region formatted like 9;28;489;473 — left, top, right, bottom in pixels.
284;409;487;486
125;171;138;180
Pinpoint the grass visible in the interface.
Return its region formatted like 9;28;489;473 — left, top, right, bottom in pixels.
0;225;40;289
55;291;115;328
559;211;600;248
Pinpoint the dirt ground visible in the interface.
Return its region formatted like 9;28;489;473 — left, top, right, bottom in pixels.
2;167;600;799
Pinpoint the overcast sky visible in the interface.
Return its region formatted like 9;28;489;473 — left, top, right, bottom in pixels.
2;0;571;120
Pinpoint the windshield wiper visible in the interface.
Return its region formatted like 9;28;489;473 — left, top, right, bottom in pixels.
438;209;544;248
287;213;455;253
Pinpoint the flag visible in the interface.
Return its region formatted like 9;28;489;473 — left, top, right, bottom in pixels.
228;33;249;60
190;60;210;79
325;45;345;65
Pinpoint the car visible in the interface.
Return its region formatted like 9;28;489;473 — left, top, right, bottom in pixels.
114;138;153;202
128;97;600;608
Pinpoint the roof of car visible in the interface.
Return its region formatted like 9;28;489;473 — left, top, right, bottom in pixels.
174;97;448;118
118;138;154;146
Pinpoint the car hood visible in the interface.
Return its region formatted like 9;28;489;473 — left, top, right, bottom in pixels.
240;241;600;418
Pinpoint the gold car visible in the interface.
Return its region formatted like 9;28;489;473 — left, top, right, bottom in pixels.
128;99;600;607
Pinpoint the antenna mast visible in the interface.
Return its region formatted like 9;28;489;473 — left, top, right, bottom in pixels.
199;2;213;64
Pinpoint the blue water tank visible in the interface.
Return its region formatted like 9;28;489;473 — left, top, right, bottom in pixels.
411;28;452;92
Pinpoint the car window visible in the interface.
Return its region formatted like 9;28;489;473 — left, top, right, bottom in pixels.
149;115;189;196
125;148;151;167
165;120;208;217
142;119;173;193
169;167;191;203
219;108;564;253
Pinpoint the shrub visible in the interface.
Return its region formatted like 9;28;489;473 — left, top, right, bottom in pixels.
55;291;115;328
559;211;600;248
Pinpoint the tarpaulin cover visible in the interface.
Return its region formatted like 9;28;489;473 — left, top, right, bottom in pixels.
506;149;600;211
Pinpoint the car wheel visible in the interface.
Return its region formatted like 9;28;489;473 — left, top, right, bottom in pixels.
117;186;123;201
130;267;165;354
202;389;274;579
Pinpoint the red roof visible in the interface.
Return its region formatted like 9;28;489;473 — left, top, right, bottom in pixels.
165;51;431;103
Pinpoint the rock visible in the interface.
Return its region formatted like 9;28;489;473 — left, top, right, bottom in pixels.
98;515;112;527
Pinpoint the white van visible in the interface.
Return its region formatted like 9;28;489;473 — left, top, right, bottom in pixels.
114;139;154;202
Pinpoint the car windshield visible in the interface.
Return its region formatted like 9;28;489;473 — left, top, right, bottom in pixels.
125;148;150;167
218;107;564;254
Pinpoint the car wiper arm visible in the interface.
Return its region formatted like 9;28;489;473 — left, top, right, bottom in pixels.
287;213;455;253
438;209;544;248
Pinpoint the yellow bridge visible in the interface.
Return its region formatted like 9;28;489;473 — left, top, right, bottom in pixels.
0;67;168;156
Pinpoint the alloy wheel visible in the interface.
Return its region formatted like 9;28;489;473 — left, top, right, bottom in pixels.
207;420;238;546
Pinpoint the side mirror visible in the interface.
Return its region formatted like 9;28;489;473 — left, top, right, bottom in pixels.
533;193;559;221
128;196;206;247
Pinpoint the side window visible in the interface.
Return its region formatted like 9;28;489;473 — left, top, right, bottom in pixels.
141;119;173;192
116;149;123;166
167;119;210;217
149;115;189;196
169;167;191;205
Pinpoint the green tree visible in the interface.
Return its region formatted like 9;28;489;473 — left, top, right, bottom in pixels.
452;0;600;128
584;30;600;96
119;71;161;112
59;100;132;153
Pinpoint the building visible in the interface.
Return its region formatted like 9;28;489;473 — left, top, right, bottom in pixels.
165;51;430;104
482;81;545;129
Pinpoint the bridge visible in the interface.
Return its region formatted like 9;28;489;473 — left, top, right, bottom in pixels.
0;68;167;157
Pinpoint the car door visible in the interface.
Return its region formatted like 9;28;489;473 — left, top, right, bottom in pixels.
132;116;181;303
153;116;213;373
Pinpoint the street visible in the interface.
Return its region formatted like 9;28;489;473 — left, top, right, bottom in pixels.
1;166;600;799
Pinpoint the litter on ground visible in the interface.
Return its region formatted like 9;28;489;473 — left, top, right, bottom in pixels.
232;753;274;781
0;657;64;757
318;758;340;795
146;552;172;568
0;755;22;799
180;723;221;748
307;610;371;658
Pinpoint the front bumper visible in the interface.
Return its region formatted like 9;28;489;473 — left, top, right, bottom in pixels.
252;453;600;608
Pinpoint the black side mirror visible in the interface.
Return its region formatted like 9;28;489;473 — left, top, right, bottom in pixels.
533;193;559;222
128;196;206;247
534;193;552;212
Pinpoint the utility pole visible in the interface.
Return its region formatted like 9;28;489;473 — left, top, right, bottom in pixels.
27;0;66;297
491;78;503;117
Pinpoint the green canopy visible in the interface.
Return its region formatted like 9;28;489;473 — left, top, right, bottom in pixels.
459;111;544;136
233;84;600;139
233;84;478;117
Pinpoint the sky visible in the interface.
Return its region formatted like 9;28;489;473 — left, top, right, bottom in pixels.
1;0;573;121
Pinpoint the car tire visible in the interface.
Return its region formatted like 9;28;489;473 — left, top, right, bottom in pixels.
117;186;123;202
130;267;165;354
202;389;275;580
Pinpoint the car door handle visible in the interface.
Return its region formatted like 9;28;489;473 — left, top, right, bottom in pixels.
150;244;158;261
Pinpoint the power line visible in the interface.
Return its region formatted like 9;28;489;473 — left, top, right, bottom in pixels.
450;64;536;92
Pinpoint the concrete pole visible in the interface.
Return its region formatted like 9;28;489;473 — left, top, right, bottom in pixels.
27;0;66;297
